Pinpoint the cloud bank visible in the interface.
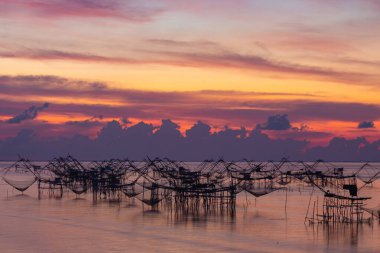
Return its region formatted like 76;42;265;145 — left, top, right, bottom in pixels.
0;120;379;161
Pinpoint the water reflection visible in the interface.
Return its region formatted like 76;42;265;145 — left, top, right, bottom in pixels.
1;163;380;252
166;208;237;231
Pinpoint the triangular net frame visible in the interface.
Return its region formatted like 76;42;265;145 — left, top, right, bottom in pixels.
2;158;37;192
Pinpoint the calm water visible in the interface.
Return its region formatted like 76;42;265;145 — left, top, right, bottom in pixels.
1;162;380;253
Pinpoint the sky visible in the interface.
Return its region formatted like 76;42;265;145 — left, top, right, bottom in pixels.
0;0;380;160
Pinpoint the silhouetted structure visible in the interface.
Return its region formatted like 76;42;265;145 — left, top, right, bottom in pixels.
2;156;379;223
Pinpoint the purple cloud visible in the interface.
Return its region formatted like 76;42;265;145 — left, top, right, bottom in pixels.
5;103;50;124
256;114;292;130
65;115;103;127
358;121;375;129
1;120;379;161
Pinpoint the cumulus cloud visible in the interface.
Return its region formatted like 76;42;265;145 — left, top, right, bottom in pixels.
1;120;379;161
186;121;211;139
5;103;50;124
256;114;291;130
358;121;375;129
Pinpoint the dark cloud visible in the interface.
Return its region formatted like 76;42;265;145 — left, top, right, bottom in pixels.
5;103;50;124
358;121;375;129
256;114;291;130
154;119;182;140
97;120;124;142
186;121;211;139
267;129;334;146
125;121;154;138
0;119;379;161
305;137;380;162
65;115;103;127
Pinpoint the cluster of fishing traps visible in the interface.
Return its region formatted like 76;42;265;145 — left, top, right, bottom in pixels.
2;156;380;224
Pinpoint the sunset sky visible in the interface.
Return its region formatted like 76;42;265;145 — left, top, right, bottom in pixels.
1;0;379;147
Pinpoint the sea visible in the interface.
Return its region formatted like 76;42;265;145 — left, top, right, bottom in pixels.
1;162;380;253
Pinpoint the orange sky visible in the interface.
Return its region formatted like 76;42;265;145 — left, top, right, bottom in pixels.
0;0;379;145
